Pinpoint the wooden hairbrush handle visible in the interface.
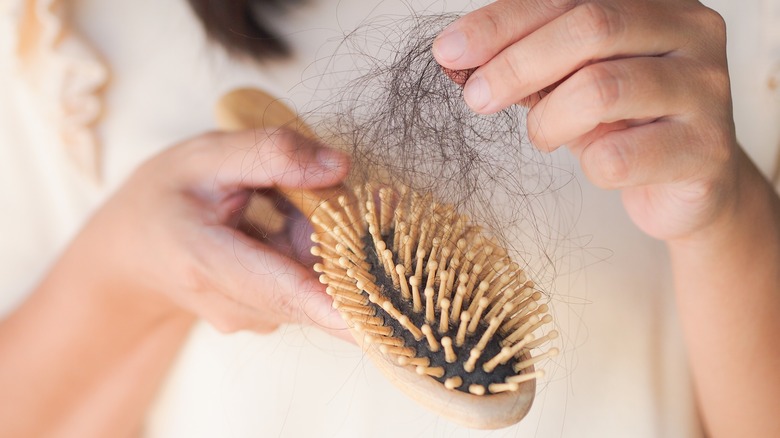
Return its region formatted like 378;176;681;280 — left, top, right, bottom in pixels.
214;88;539;430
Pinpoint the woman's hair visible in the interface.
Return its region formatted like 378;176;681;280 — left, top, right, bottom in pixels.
187;0;303;60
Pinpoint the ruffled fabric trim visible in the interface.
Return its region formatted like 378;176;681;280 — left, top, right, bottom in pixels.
8;0;109;180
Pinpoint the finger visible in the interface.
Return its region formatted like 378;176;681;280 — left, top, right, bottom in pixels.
229;229;354;342
463;2;690;113
203;226;344;323
526;57;700;151
223;228;354;340
174;129;350;194
192;289;281;334
433;0;573;69
296;287;354;344
193;227;352;342
194;287;350;342
576;118;715;190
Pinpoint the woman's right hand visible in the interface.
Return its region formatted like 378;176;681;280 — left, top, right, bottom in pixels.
433;0;738;243
58;128;352;339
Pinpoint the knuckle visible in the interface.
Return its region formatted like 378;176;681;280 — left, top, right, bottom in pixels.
548;0;579;9
684;6;727;58
259;132;295;167
165;130;227;174
580;64;622;113
566;2;619;47
698;63;731;101
262;130;313;169
694;118;736;170
468;1;521;44
498;47;529;85
586;139;631;187
525;106;552;151
264;129;299;154
697;7;727;43
475;8;502;41
670;178;723;213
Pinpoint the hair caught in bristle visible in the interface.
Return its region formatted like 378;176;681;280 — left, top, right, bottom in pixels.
312;184;557;395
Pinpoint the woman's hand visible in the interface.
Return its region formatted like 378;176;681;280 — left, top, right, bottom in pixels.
72;128;351;338
433;0;737;242
434;3;780;436
1;127;353;436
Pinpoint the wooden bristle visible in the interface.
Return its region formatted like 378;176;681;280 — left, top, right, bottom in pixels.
313;263;345;279
396;265;411;300
326;286;368;305
398;356;430;367
333;301;376;316
444;376;463;390
357;323;395;338
506;370;545;384
312;183;555;396
464;348;481;373
403;236;413;272
450;283;467;323
438;245;452;273
469;384;486;396
438;299;450;334
379;187;393;236
526;330;559;349
348;314;383;326
504;315;539;345
428;238;441;272
455;312;471;347
436;271;450;308
441;337;457;363
422;324;440;352
425;260;438;290
409;275;422;313
469;297;490;334
424;287;436;323
380;345;415;357
488;382;519;393
414;249;425;284
398;315;424;340
482;346;513;373
416;365;445;378
514;347;559;373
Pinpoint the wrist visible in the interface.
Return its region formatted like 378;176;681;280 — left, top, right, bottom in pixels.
666;149;780;254
5;242;196;438
41;231;195;331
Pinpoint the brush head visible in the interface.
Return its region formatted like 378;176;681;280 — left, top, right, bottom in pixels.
215;87;557;430
312;184;556;429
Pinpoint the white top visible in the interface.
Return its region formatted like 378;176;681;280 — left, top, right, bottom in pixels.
1;0;778;437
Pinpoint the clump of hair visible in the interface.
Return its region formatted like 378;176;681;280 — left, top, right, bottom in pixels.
302;14;570;289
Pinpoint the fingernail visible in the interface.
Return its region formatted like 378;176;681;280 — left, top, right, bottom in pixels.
433;28;467;62
316;147;349;171
463;75;491;111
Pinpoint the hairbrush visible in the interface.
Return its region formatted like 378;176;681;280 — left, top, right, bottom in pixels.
215;88;558;430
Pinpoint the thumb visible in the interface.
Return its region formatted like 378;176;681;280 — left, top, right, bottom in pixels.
175;129;351;194
296;286;356;344
253;129;351;190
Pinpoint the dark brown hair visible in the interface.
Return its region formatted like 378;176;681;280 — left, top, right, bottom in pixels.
187;0;303;60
